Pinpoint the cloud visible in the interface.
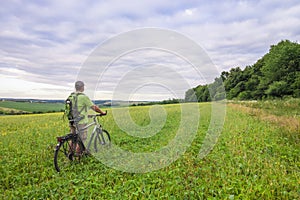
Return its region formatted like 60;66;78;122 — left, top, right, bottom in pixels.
1;0;300;99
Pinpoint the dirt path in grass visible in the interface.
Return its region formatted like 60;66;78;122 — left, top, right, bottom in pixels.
228;103;300;133
0;107;29;114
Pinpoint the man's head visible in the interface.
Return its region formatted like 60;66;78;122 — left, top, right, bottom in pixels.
75;81;84;92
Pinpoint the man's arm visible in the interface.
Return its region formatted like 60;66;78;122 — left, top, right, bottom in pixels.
91;105;106;115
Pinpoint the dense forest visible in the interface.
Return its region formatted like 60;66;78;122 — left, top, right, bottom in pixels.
185;40;300;101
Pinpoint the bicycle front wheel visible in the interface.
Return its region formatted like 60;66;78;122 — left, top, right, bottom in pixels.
94;129;111;153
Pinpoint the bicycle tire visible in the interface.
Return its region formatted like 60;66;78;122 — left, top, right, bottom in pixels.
94;129;111;153
54;135;84;172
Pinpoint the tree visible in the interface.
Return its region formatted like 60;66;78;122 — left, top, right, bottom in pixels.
265;81;288;98
238;91;252;100
261;40;300;96
291;73;300;97
185;88;197;102
185;40;300;101
194;85;210;102
209;77;226;100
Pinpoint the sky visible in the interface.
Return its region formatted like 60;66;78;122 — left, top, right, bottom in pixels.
1;0;300;100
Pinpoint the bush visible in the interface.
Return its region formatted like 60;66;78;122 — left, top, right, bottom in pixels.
265;81;288;98
238;91;252;100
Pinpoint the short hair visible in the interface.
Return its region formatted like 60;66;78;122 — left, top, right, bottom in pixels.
75;81;84;91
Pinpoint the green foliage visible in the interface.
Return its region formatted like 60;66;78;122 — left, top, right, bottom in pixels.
262;40;300;84
185;78;224;102
194;85;210;102
185;40;300;101
237;91;252;100
185;88;197;102
0;103;299;199
265;81;288;97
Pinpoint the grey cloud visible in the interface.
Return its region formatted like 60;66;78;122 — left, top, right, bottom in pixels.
1;0;300;99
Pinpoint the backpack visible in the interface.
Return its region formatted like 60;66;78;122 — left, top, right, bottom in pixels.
64;92;86;122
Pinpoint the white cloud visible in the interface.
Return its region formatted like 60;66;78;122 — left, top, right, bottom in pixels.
1;0;300;99
0;75;69;99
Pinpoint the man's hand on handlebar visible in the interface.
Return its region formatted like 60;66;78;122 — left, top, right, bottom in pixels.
88;111;107;118
100;110;107;116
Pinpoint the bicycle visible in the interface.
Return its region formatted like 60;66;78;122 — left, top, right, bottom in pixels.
54;113;111;172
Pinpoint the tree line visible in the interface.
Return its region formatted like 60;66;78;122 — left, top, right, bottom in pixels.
185;40;300;102
131;98;183;106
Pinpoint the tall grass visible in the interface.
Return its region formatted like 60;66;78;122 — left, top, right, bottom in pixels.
0;103;299;199
234;98;300;117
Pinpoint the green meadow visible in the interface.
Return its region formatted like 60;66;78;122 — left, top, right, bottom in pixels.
0;102;299;199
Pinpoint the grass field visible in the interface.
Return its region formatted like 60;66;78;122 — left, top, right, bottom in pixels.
0;102;299;199
232;98;300;117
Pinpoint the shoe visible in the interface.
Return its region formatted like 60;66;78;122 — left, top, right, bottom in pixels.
68;152;74;161
83;150;91;156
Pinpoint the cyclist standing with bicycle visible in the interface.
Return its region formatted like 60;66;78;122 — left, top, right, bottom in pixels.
54;81;110;172
69;81;106;142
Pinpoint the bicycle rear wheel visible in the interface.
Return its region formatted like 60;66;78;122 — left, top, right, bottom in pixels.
54;134;84;172
94;129;111;153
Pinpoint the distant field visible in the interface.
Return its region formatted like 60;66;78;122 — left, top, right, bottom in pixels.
0;101;64;114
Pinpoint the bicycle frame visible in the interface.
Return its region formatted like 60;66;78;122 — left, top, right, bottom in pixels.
78;115;100;134
56;115;101;149
73;114;105;152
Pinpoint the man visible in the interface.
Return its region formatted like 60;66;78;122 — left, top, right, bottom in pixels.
69;81;106;142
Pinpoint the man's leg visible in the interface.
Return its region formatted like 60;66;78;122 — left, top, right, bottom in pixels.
73;124;87;154
68;123;76;159
70;124;76;134
78;124;87;142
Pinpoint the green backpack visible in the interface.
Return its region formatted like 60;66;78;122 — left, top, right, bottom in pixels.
64;92;85;122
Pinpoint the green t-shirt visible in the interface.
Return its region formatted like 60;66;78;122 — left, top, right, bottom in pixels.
75;92;94;124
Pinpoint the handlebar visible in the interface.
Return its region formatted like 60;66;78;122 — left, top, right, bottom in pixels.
88;111;107;118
